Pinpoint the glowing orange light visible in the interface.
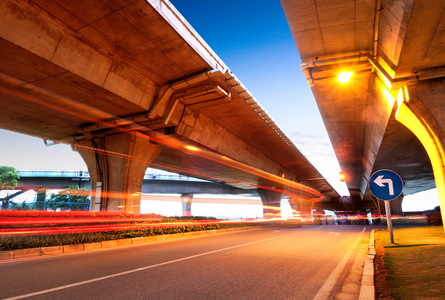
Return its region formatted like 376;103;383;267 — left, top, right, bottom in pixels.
185;145;200;151
0;210;297;237
337;71;353;83
339;171;346;182
381;86;397;112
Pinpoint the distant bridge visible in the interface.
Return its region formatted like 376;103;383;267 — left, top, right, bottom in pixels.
15;170;257;195
4;170;257;214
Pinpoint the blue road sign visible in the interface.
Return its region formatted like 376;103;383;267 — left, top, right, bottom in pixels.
369;169;404;201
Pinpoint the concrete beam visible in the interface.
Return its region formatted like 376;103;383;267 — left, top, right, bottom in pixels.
181;193;193;217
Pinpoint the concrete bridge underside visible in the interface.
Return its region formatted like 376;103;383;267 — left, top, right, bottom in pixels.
0;0;339;215
281;0;445;225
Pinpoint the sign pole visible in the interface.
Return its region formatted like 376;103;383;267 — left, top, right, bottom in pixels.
384;200;394;244
369;169;402;245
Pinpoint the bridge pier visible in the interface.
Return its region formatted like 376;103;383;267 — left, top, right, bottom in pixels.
288;199;300;217
257;189;282;219
288;198;317;221
74;132;161;214
181;193;193;216
395;82;445;232
300;201;314;220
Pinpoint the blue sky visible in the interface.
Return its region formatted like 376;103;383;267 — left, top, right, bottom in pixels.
0;0;439;211
168;0;348;195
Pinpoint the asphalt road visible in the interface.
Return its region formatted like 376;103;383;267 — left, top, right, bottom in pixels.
0;225;371;300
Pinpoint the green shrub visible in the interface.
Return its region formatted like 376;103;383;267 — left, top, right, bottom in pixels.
0;210;259;251
0;224;225;251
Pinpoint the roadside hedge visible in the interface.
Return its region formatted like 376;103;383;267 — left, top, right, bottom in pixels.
0;224;221;251
0;211;263;251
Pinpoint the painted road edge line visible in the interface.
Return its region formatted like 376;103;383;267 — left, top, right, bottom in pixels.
313;227;366;300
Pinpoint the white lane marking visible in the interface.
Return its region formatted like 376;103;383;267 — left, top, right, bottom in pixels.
4;232;297;300
329;232;340;236
313;227;366;300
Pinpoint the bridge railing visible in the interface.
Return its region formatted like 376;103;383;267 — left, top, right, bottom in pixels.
17;170;90;178
16;170;207;182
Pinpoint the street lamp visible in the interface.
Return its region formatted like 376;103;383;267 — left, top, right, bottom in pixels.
337;71;353;83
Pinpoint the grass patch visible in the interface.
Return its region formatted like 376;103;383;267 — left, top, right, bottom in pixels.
375;226;445;299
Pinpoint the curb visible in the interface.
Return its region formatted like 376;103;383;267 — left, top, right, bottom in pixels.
359;229;375;300
0;226;255;261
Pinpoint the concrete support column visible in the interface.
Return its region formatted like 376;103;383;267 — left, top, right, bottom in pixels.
395;86;445;232
287;199;312;218
300;201;314;221
257;189;282;219
181;193;193;216
288;199;300;217
74;132;161;214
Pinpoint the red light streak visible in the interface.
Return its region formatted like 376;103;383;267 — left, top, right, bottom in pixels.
1;77;323;209
0;211;282;237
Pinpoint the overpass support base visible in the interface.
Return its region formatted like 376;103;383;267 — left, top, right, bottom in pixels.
74;132;161;214
257;189;282;219
396;84;445;232
181;193;193;216
288;200;299;218
288;199;317;223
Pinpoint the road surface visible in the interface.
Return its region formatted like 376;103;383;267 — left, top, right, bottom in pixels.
1;225;371;299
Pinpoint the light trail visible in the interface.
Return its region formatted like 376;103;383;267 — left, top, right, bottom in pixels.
2;77;323;212
0;210;282;237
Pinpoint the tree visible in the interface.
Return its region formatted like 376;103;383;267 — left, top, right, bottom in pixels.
0;165;21;209
46;185;91;211
34;188;48;210
0;165;20;190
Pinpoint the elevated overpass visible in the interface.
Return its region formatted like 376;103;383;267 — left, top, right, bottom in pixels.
7;170;257;216
0;0;339;215
281;0;445;223
14;170;256;195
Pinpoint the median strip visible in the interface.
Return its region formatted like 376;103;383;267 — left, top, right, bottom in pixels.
313;227;366;300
